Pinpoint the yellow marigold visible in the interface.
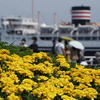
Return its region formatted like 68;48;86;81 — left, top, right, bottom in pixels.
23;69;34;78
0;54;6;62
5;71;19;83
44;56;52;62
62;87;73;95
22;79;38;88
0;97;4;100
2;85;18;95
38;76;48;81
75;64;85;69
0;68;2;72
18;84;33;93
75;83;88;89
60;75;71;80
7;93;21;100
56;55;65;58
23;55;33;63
94;79;100;86
61;95;76;100
32;84;57;99
39;52;48;57
0;49;10;54
56;71;65;76
44;61;53;67
60;62;70;68
56;58;66;63
5;55;12;60
21;63;34;70
11;54;23;62
32;53;43;59
1;76;14;86
83;88;98;99
71;89;86;98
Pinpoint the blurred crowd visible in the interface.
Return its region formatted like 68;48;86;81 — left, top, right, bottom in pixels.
19;37;100;65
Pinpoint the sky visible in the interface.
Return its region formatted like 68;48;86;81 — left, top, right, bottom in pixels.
0;0;100;25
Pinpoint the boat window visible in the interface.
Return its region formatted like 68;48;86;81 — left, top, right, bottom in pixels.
72;37;76;40
84;37;91;40
98;37;100;40
7;30;15;35
40;37;45;40
40;37;52;40
41;28;53;34
92;37;97;40
61;30;66;33
52;37;58;40
45;37;52;40
78;37;84;40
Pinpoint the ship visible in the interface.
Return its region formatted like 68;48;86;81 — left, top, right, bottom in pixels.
0;6;100;56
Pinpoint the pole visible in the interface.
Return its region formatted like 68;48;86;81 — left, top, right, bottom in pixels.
38;11;40;31
32;0;34;21
54;13;56;25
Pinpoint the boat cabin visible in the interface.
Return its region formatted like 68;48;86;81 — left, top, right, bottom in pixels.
1;17;38;35
78;24;98;34
58;24;75;35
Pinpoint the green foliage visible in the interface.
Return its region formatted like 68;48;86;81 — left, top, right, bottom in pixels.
0;42;33;57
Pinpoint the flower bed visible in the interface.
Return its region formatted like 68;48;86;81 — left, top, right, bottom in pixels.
0;49;100;100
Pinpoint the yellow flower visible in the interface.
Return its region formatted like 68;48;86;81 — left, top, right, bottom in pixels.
2;85;18;95
75;64;85;69
75;83;88;89
95;79;100;86
83;88;98;99
7;93;21;100
0;49;10;54
32;53;43;59
44;61;53;67
1;76;14;86
23;55;33;63
11;54;23;62
0;97;4;100
38;76;48;81
60;62;70;68
60;75;71;80
61;95;76;100
0;54;6;62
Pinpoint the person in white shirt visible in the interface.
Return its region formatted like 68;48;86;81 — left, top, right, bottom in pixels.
55;38;65;55
20;38;28;47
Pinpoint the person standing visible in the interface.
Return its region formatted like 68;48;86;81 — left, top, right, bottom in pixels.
55;37;65;55
19;38;28;47
93;52;100;64
52;40;56;54
80;56;88;66
70;47;80;63
29;37;38;53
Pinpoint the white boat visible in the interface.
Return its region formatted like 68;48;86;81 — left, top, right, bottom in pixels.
0;16;39;45
39;22;100;55
0;16;100;56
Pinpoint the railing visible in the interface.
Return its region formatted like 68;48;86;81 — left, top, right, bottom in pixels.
85;56;95;65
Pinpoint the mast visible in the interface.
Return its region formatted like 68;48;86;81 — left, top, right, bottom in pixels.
38;11;40;31
54;13;56;25
32;0;34;21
